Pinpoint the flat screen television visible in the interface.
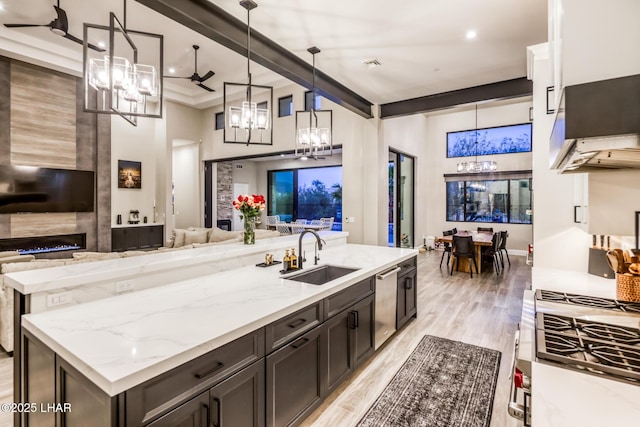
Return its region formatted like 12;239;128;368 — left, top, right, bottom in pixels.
0;165;95;214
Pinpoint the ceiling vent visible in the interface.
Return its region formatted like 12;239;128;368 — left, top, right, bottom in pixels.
363;59;381;69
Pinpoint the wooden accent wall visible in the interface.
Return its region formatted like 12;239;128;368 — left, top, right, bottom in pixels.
10;62;76;169
10;214;77;238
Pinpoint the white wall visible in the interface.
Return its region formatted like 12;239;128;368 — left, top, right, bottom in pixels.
111;115;158;225
530;43;589;271
172;142;200;229
382;99;534;251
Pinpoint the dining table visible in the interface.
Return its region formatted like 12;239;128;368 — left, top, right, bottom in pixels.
435;230;494;274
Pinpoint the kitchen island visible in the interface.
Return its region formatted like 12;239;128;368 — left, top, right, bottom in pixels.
530;267;640;427
11;241;418;426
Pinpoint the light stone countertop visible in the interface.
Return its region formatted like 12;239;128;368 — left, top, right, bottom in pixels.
21;243;418;397
5;231;348;295
531;266;640;426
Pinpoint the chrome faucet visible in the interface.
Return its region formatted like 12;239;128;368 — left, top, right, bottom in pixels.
298;229;324;269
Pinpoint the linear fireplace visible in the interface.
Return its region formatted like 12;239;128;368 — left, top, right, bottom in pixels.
0;233;87;255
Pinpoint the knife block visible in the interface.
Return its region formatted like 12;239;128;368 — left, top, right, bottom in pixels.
588;248;615;279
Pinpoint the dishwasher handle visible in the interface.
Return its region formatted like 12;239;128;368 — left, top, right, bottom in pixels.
376;266;401;280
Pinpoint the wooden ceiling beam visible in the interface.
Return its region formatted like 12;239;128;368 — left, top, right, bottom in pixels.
135;0;374;119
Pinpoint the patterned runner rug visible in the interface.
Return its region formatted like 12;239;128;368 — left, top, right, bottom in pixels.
357;335;501;427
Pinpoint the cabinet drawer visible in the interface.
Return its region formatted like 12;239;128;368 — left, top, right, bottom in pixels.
265;302;323;353
398;256;417;276
125;328;265;426
324;276;374;319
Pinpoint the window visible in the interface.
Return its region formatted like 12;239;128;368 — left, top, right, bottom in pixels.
257;100;268;110
447;123;532;158
215;112;224;130
304;91;322;111
446;178;532;224
278;95;293;117
268;166;342;230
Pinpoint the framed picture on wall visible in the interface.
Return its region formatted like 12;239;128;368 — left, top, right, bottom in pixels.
118;160;141;189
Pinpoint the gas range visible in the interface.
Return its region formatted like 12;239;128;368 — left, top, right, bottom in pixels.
534;289;640;384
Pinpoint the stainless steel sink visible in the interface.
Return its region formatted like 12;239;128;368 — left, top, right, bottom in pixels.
284;265;360;285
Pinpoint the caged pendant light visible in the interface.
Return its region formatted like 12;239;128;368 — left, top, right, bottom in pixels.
456;104;497;173
223;0;273;145
295;46;332;160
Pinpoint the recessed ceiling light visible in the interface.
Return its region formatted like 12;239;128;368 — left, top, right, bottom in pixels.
466;30;477;40
168;67;176;74
363;59;381;69
97;41;105;48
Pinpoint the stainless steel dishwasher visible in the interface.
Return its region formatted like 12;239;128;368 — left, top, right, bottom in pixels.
375;265;400;349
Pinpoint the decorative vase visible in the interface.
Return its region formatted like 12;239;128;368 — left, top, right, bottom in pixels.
243;216;256;245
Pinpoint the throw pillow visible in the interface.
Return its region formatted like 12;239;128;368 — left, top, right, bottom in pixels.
208;227;241;243
173;229;187;248
184;229;209;245
0;251;19;259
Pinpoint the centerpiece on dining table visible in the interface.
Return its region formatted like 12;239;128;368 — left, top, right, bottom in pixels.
232;194;265;245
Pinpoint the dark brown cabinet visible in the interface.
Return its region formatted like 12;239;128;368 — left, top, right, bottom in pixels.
324;294;375;393
266;326;326;427
111;225;164;252
210;359;265;427
397;256;418;330
146;391;209;427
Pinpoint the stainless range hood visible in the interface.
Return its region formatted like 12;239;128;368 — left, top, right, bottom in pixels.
550;74;640;173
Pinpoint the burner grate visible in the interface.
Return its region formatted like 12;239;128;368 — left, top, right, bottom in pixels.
536;289;640;313
539;313;640;346
537;330;640;383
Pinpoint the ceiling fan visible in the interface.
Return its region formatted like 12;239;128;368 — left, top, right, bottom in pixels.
165;45;215;92
3;0;104;52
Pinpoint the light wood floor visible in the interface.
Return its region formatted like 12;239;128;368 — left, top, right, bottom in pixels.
0;249;530;427
301;249;530;427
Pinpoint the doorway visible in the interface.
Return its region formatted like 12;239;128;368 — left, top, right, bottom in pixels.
388;150;415;248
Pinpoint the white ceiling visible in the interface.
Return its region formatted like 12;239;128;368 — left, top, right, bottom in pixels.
0;0;548;109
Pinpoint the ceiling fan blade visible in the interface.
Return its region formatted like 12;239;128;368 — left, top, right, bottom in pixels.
197;83;215;92
198;70;215;82
62;33;104;52
53;6;69;32
3;24;47;28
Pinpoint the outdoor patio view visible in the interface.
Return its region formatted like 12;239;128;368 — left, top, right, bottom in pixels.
268;166;342;230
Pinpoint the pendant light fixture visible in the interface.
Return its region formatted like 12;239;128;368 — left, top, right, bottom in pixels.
295;46;332;160
83;0;163;126
223;0;273;145
456;105;497;173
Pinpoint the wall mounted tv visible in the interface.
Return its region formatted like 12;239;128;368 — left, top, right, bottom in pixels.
0;165;95;214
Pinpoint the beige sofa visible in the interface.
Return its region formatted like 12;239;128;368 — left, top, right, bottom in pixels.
0;227;281;353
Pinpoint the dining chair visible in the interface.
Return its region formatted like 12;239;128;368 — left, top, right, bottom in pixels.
450;235;478;278
275;221;291;235
481;232;502;276
320;217;334;231
290;223;305;234
266;215;280;230
295;219;308;224
498;230;511;268
440;230;454;268
477;226;493;232
310;219;322;226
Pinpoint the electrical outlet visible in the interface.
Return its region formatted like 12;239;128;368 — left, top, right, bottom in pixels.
46;292;72;307
116;280;134;293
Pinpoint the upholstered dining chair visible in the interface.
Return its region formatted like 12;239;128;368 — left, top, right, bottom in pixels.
498;230;511;268
450;235;478;278
320;217;334;230
481;232;502;276
266;215;280;230
275;221;291;235
440;229;454;268
477;226;493;232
